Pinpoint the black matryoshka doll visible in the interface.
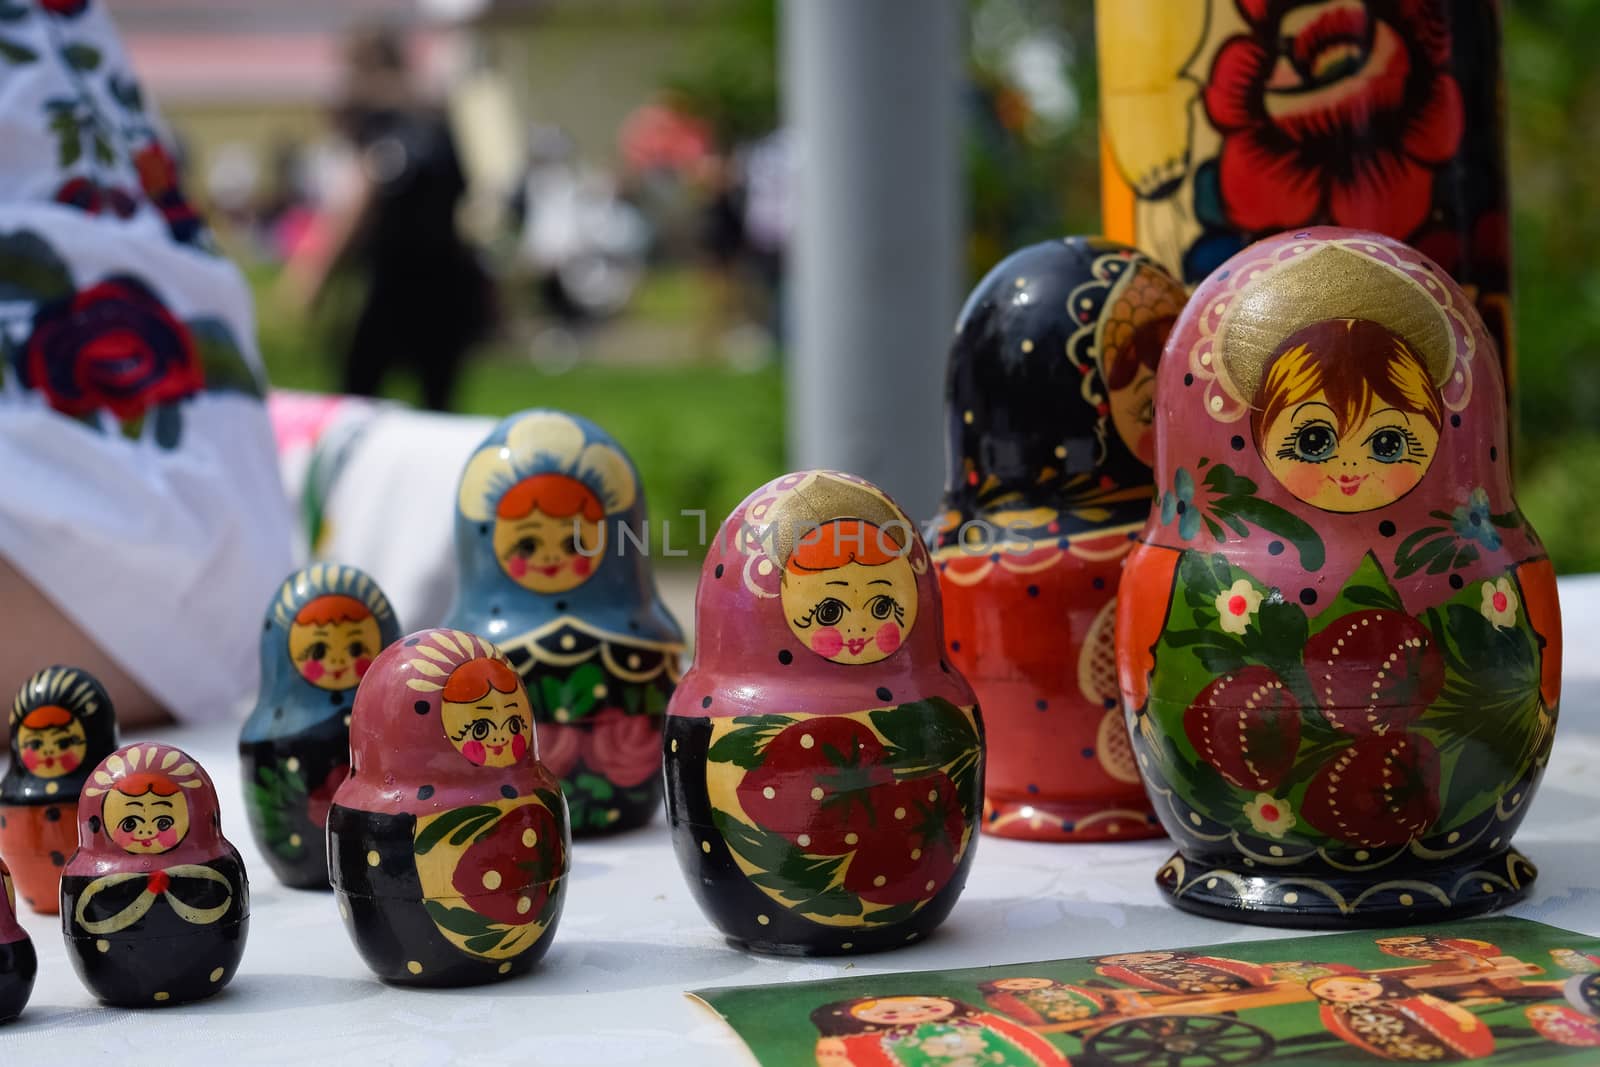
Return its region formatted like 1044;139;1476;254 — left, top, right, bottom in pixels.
61;743;249;1006
0;857;36;1022
445;410;685;836
328;628;569;987
1117;227;1561;926
239;564;400;888
0;666;119;913
934;236;1184;841
665;471;985;955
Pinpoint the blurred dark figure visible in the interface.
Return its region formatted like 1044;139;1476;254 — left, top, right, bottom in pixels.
283;26;492;411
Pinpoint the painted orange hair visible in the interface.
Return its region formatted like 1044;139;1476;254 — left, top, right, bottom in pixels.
441;658;522;703
115;772;183;797
497;473;605;522
787;519;905;573
20;705;73;730
295;594;373;627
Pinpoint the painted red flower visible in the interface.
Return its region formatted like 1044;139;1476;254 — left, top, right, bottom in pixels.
40;0;89;16
451;801;563;925
1203;0;1463;237
306;765;349;830
538;721;582;780
582;707;662;788
22;276;203;419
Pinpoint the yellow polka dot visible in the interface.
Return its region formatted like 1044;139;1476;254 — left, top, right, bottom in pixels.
1481;882;1495;893
286;757;301;773
555;707;571;722
1014;277;1026;288
926;790;937;802
289;833;302;848
1206;878;1218;889
701;840;711;853
483;870;503;890
523;829;539;848
560;634;577;650
1021;339;1034;353
797;834;811;847
841;942;854;950
910;848;921;860
1054;445;1067;459
924;880;935;892
627;655;641;669
407;961;423;975
763;786;776;800
593;684;607;699
810;787;824;801
1399;893;1415;906
800;734;815;749
154;991;169;1002
498;962;512;974
209;967;224;982
1355;850;1370;861
1447;831;1460;844
873;875;886;887
606;809;620;823
671;739;678;753
1268;845;1284;857
517;896;532;915
1283;892;1299;905
344;714;352;727
45;782;58;795
96;939;109;953
756;914;770;926
962;410;974;425
366;850;380;867
845;833;858;845
1189;813;1202;826
893;807;906;820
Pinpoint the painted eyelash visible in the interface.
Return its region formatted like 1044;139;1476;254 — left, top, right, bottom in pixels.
1276;418;1336;462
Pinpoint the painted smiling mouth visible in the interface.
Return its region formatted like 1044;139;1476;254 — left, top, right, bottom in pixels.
844;638;869;655
1335;475;1367;496
537;564;562;576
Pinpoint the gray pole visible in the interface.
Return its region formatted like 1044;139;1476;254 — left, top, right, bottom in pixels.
782;0;964;519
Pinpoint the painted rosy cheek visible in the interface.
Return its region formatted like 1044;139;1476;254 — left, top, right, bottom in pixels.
811;627;844;659
301;660;325;682
110;829;137;849
156;827;180;848
572;556;592;577
874;622;902;654
354;657;373;678
59;751;79;772
508;556;529;578
461;740;488;765
512;733;528;761
20;751;39;770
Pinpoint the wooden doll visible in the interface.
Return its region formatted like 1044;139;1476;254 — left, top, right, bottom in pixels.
0;857;36;1022
239;564;400;888
61;743;249;1007
1310;974;1494;1061
1117;227;1560;926
0;666;119;913
934;236;1183;841
810;995;1069;1066
328;628;569;987
445;410;684;836
664;471;984;955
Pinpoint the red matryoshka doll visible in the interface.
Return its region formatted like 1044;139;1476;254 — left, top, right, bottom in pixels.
0;666;119;913
665;471;984;956
0;857;36;1022
1117;227;1561;926
1526;1003;1600;1049
1091;950;1275;995
1310;974;1494;1061
934;236;1183;841
61;744;249;1007
240;564;400;888
977;977;1109;1026
811;995;1069;1067
446;410;685;836
328;628;569;986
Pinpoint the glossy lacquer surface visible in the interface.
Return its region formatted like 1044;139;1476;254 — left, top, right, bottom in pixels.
0;858;36;1022
1116;228;1560;927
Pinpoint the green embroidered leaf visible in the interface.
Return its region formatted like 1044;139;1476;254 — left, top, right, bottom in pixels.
414;805;501;856
0;35;35;63
0;229;72;303
0;2;28;23
705;714;795;769
62;42;100;71
91;131;113;165
107;74;144;113
189;316;264;398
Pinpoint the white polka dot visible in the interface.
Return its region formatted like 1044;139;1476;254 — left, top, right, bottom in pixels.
757;559;773;576
845;833;858;845
483;870;503;890
873;875;886;887
910;848;921;860
560;634;576;650
1283;892;1299;905
800;734;815;749
926;790;937;802
924;880;936;892
763;786;776;800
523;829;538;848
1269;845;1284;857
811;787;824;801
841;942;853;950
797;834;811;847
286;757;301;773
1189;813;1202;826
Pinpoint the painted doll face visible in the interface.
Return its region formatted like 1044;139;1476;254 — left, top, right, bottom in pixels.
1260;397;1438;512
782;557;920;665
993;978;1053;992
851;997;957;1027
493;507;605;594
1312;977;1384;1004
1109;363;1158;467
1101;952;1173;966
104;789;191;854
288;613;382;691
442;686;532;768
16;711;87;777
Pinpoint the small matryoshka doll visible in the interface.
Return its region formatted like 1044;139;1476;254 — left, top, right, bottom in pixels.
0;856;36;1022
0;666;119;913
665;471;984;956
1117;228;1561;926
445;410;684;836
239;564;400;888
328;629;569;987
61;744;249;1007
934;236;1184;841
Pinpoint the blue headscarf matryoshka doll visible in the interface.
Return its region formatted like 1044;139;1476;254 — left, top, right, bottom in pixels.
445;410;685;836
239;564;400;888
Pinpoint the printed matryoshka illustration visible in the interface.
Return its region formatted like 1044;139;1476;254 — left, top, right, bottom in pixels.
665;471;984;955
1526;1003;1600;1048
0;666;119;913
1091;950;1276;995
328;628;569;987
60;743;249;1007
811;995;1069;1066
978;976;1110;1026
1376;935;1501;971
1310;974;1494;1061
1116;228;1560;926
239;564;400;888
446;410;684;836
1551;949;1600;975
934;236;1183;841
0;856;35;1022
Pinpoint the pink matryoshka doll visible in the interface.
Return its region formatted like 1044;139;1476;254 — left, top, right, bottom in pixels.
664;471;984;955
61;743;249;1007
1117;227;1561;926
0;856;36;1022
328;628;570;987
934;236;1184;841
811;995;1069;1066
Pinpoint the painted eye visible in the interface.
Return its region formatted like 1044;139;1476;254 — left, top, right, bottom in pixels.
1138;399;1155;424
471;719;493;741
22;739;40;751
505;716;524;735
155;816;174;832
119;817;140;834
561;536;578;555
306;641;328;661
348;641;366;658
1368;428;1406;462
868;595;897;621
515;537;538;557
814;598;846;627
1292;424;1337;462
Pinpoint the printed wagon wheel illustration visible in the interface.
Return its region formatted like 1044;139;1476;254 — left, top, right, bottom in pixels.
1082;1014;1275;1067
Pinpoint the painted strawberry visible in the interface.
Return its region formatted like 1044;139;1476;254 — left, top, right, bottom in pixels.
841;776;966;906
451;802;563;925
1183;666;1300;791
306;764;348;830
1303;610;1443;736
738;718;895;852
1301;733;1441;848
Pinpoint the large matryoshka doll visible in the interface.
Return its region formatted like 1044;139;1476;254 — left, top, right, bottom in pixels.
0;857;36;1022
934;236;1183;841
446;410;684;836
328;628;569;987
0;666;119;913
665;471;984;956
1117;228;1560;926
240;564;400;888
61;744;250;1006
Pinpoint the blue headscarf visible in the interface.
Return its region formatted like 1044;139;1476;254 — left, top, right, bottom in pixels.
241;563;401;742
443;409;684;649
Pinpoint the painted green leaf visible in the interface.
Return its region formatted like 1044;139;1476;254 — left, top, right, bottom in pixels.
575;773;614;801
871;698;979;783
423;899;498;938
1218;496;1326;570
1307;552;1404;634
414;805;501;856
705;714;795;769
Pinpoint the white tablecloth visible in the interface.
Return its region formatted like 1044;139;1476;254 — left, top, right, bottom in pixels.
3;579;1598;1066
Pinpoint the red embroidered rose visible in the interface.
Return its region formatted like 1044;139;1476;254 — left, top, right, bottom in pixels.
55;179;139;219
40;0;89;16
22;276;203;419
538;721;582;780
582;707;662;788
1203;0;1463;237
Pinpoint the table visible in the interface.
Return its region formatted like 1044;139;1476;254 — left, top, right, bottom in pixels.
3;578;1598;1066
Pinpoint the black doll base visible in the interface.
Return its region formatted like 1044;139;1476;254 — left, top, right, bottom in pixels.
240;724;350;890
0;939;37;1022
64;920;248;1007
1154;845;1536;929
336;890;561;988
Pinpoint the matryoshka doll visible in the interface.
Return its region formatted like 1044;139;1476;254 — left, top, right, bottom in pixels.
0;857;36;1022
446;410;684;836
328;628;569;987
665;471;984;955
0;666;119;912
1310;974;1494;1061
934;236;1183;841
239;564;400;888
977;977;1110;1026
811;995;1069;1067
61;744;249;1007
1117;228;1561;925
